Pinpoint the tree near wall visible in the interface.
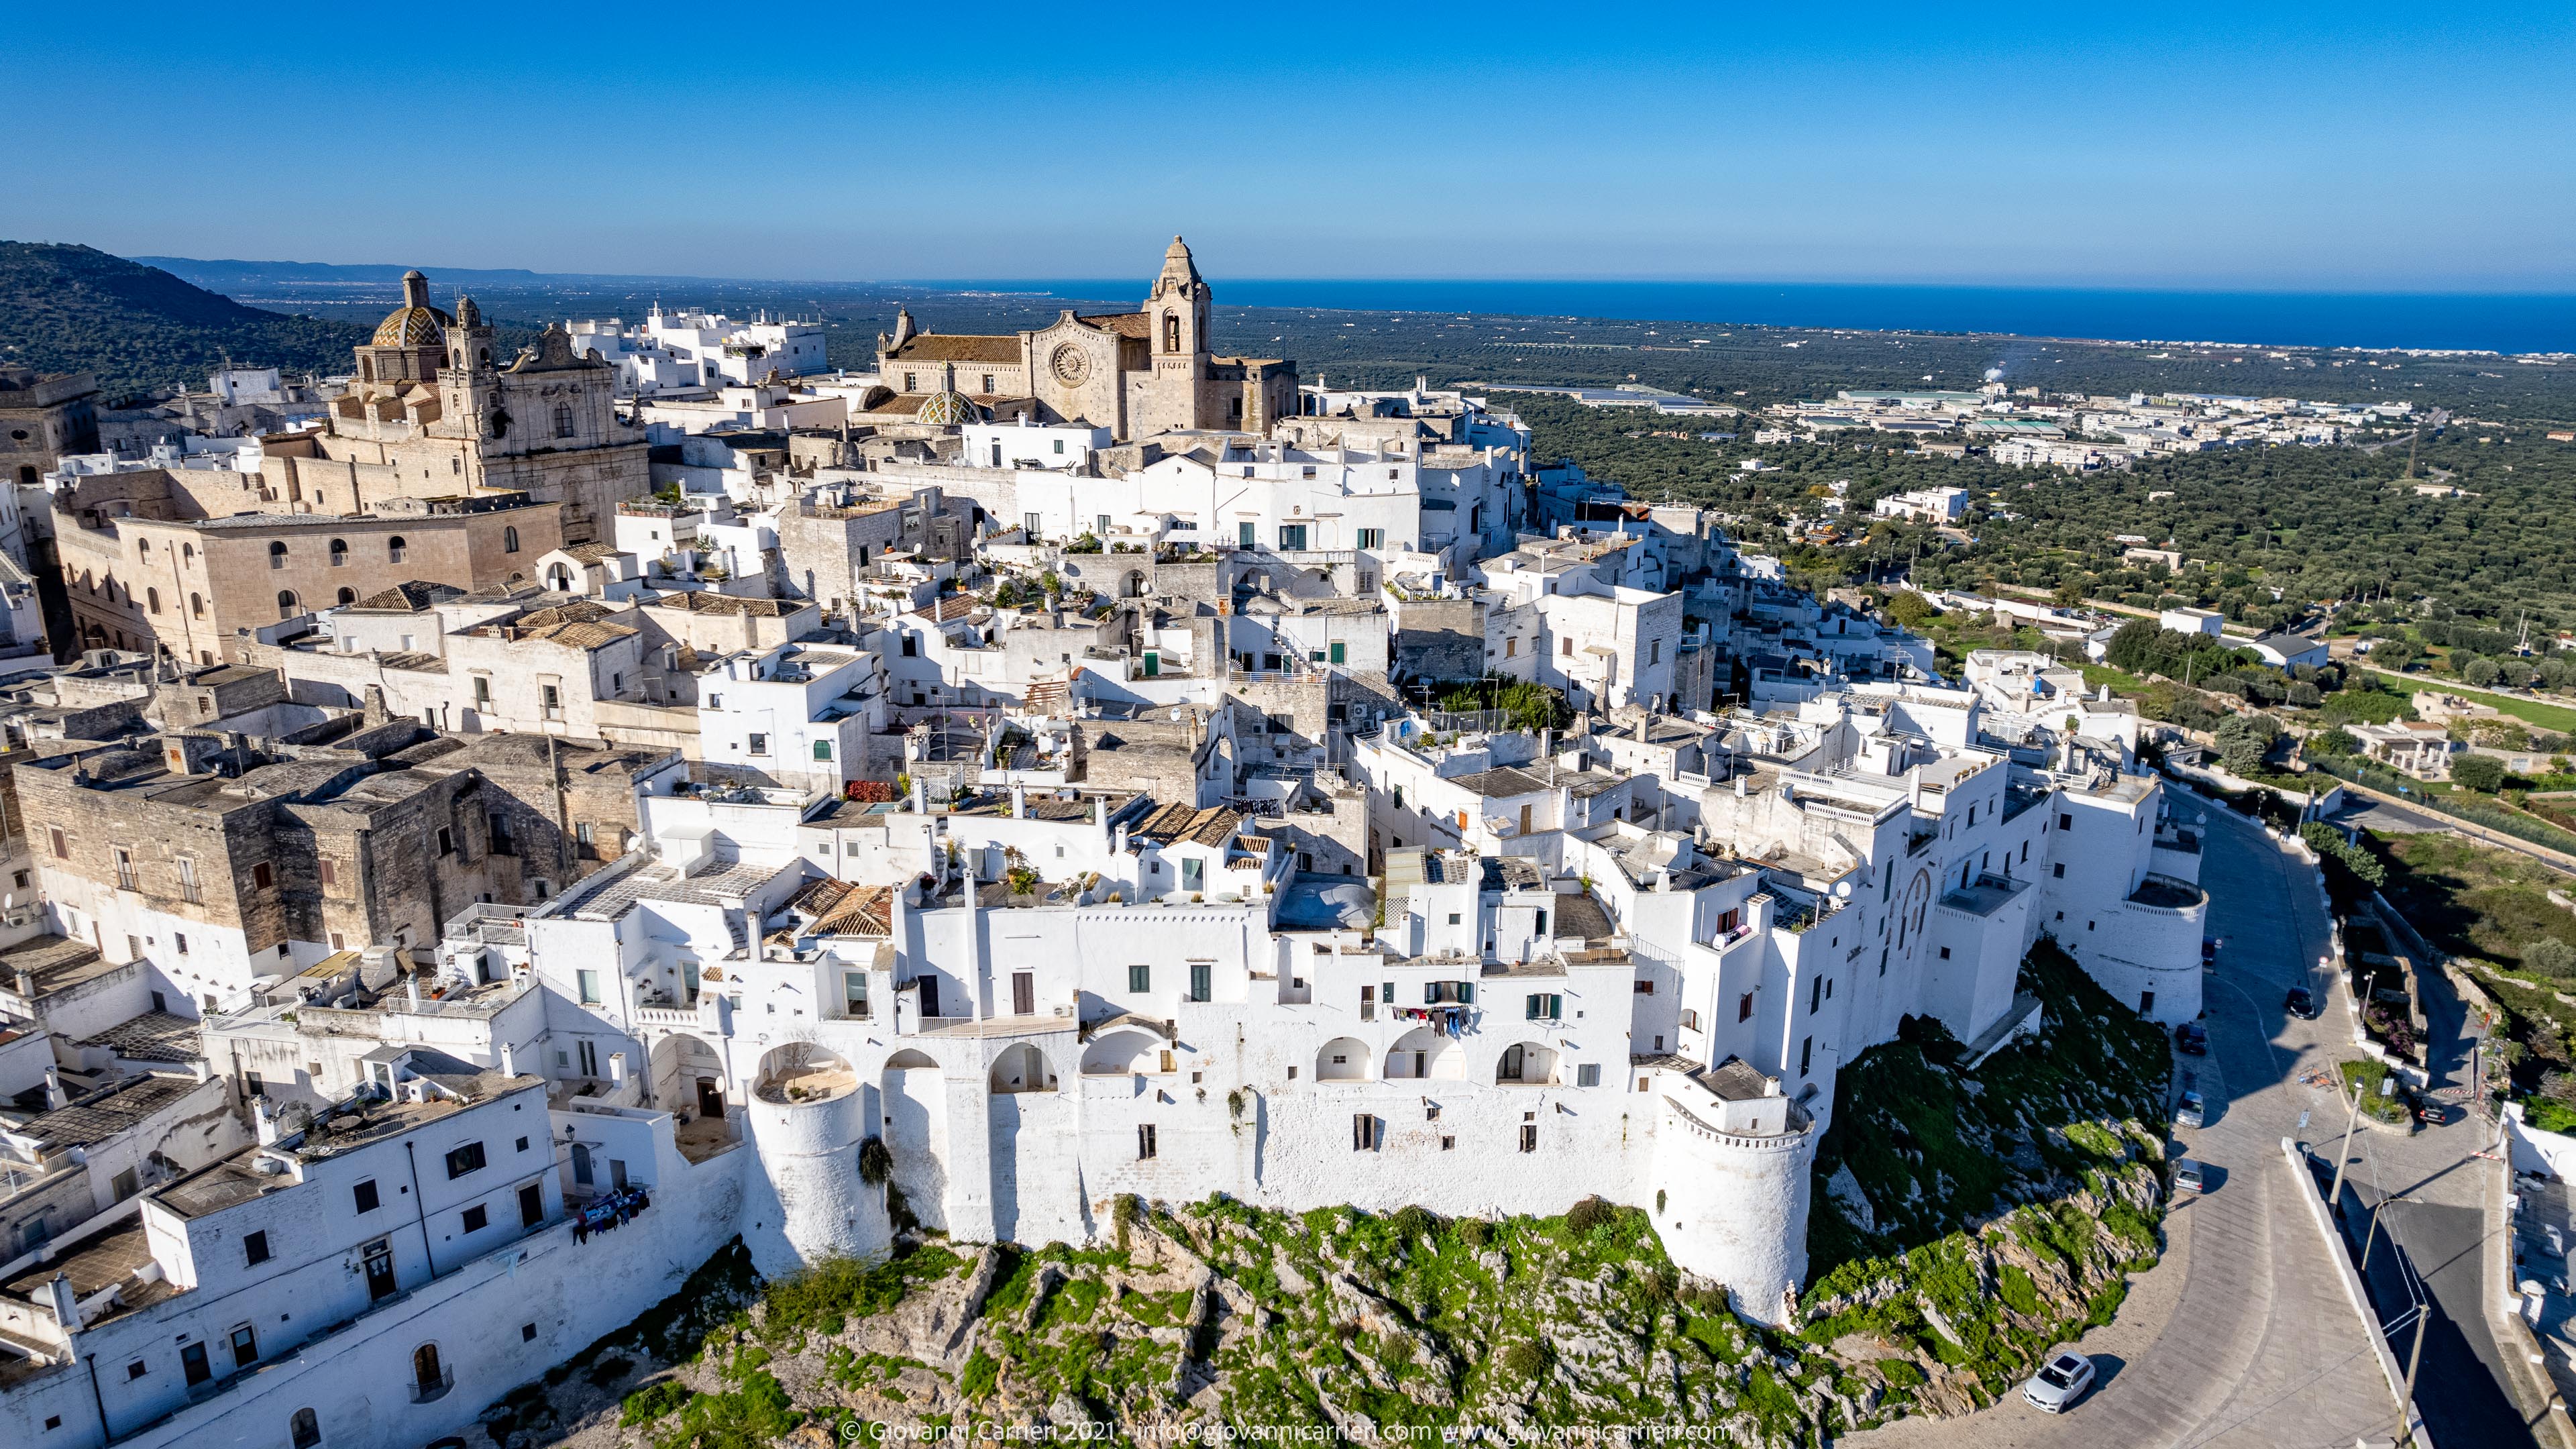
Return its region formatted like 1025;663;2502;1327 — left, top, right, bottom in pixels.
2451;753;2507;792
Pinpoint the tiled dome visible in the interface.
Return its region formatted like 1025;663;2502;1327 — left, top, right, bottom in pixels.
915;387;979;426
370;304;452;347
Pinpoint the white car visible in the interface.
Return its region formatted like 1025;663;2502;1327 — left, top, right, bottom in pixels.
2023;1350;2096;1413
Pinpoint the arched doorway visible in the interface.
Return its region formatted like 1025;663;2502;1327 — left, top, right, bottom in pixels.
411;1342;447;1401
650;1032;734;1161
1316;1036;1369;1081
1385;1026;1458;1079
989;1042;1055;1094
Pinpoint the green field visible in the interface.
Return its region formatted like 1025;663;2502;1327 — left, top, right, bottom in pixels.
2354;665;2576;734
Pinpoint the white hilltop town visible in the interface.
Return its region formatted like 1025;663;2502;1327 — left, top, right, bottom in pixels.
0;239;2211;1449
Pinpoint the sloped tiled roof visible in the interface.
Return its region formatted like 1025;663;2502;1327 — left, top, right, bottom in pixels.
1132;802;1243;847
350;581;463;612
1078;313;1152;338
885;333;1022;364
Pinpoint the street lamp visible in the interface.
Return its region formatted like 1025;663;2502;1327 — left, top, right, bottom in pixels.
2359;1192;2416;1272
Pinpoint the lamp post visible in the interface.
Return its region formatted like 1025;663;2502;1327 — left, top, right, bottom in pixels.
2360;1193;2416;1272
2397;1301;2428;1448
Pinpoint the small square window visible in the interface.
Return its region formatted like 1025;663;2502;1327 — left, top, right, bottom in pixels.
243;1231;270;1267
1939;947;1951;959
462;1204;488;1233
515;1136;530;1152
522;1323;538;1342
125;1360;147;1381
1440;1135;1456;1150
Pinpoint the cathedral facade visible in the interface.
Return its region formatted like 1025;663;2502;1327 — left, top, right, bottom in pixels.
875;238;1296;442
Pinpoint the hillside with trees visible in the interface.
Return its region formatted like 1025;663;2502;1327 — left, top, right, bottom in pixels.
0;241;366;396
1511;392;2576;631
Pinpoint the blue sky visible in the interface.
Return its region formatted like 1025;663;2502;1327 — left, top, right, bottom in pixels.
9;2;2572;289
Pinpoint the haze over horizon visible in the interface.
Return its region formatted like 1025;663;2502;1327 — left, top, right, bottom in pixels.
11;2;2571;293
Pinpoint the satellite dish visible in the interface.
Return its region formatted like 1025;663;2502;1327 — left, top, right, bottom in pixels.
1833;881;1853;898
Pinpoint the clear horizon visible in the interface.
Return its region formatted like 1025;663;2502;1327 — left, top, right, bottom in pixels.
13;2;2571;292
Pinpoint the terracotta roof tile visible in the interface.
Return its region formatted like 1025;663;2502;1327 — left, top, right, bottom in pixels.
885;334;1022;364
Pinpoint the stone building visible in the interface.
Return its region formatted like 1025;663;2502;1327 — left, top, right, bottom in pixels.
0;368;101;488
13;722;626;1018
875;239;1297;442
260;271;649;546
48;462;559;663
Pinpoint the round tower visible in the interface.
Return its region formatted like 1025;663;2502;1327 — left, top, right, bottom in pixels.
1648;1079;1817;1326
739;1041;889;1273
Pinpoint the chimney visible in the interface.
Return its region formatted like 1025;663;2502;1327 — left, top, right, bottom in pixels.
608;1051;627;1085
1091;796;1106;828
42;1065;66;1110
43;1273;76;1332
405;973;422;1010
253;1095;279;1146
1011;784;1027;820
500;1042;517;1077
1635;713;1650;741
15;967;32;997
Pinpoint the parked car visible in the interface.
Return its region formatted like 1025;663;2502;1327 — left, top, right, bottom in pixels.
2175;1021;2209;1055
2175;1158;2208;1193
2023;1351;2097;1413
2176;1091;2206;1129
2285;986;2316;1018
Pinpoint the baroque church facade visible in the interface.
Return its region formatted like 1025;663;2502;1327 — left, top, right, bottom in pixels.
266;270;647;545
875;238;1297;441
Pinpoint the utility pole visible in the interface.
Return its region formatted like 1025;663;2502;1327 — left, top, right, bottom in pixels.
2326;1071;2363;1215
2397;1301;2428;1448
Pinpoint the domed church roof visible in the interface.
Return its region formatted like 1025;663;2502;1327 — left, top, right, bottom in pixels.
370;268;453;346
914;362;980;427
372;305;453;347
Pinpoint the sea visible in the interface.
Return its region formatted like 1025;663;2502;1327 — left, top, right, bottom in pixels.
933;278;2576;356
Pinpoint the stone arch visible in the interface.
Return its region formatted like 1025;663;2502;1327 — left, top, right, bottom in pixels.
1384;1026;1460;1080
989;1041;1055;1094
1080;1028;1163;1076
1898;870;1931;948
1316;1036;1369;1081
1122;568;1148;598
649;1031;734;1152
756;1041;855;1104
1495;1041;1558;1085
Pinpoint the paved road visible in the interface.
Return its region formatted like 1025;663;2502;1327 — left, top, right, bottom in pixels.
1851;807;2401;1448
2325;877;2546;1448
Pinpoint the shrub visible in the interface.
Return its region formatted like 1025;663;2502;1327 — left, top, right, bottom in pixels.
2526;938;2576;979
1388;1204;1437;1242
1564;1196;1613;1235
1499;1340;1548;1379
620;1379;696;1426
857;1138;892;1185
2452;753;2507;792
1452;1218;1492;1250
